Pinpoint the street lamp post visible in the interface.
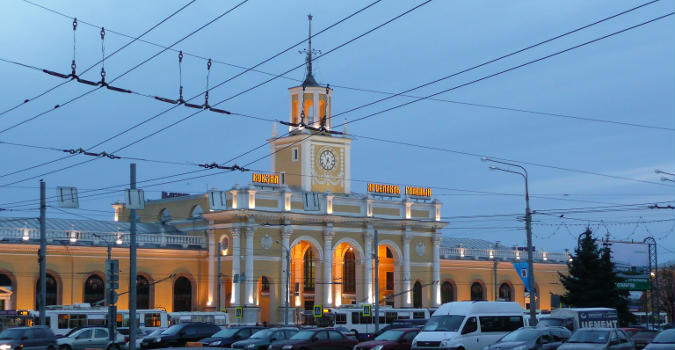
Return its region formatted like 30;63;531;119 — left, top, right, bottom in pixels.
92;233;122;342
483;157;537;326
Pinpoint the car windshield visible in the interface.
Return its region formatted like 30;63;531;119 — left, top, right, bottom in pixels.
500;328;540;342
375;330;405;341
0;329;24;339
250;329;273;339
422;315;464;332
160;325;184;336
146;329;165;337
651;329;675;344
212;328;241;338
290;330;316;340
567;330;610;344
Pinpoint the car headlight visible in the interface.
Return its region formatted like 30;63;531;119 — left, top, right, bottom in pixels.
372;345;384;350
247;344;257;349
412;340;417;348
0;344;11;350
511;346;526;350
440;339;454;348
153;337;162;342
209;341;223;346
282;345;294;350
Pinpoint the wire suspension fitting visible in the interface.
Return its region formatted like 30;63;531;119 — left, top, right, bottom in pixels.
198;162;249;171
100;27;106;84
63;148;120;159
71;18;77;76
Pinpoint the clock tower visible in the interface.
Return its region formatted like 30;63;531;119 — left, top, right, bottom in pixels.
270;15;351;194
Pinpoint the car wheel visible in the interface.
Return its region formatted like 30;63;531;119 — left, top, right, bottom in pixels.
60;345;72;350
107;344;120;350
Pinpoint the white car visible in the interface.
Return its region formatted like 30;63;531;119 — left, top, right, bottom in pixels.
56;327;124;350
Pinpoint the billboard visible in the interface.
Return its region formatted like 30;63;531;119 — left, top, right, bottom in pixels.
607;241;650;291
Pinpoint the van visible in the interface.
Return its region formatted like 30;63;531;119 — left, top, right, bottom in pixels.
537;308;618;331
411;301;524;350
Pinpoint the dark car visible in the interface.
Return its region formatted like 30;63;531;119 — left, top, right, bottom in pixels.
139;322;220;349
355;328;419;350
0;326;58;350
199;326;264;347
269;328;358;350
231;328;298;350
632;330;659;350
558;328;633;350
371;320;428;339
486;326;571;350
644;329;675;350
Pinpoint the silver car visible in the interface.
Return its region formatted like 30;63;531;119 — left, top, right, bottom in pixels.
56;327;124;350
558;328;633;350
644;329;675;350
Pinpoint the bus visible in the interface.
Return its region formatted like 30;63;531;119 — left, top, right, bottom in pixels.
0;310;33;331
303;305;431;336
29;304;168;335
168;311;229;326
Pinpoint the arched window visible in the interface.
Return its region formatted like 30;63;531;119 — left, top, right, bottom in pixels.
159;208;171;223
303;249;314;291
173;277;192;312
413;281;423;308
190;205;203;218
0;273;13;310
470;282;484;301
261;276;270;293
0;274;12;290
499;283;513;301
137;275;151;309
342;250;355;294
83;275;105;305
220;235;229;255
35;273;58;310
441;281;454;303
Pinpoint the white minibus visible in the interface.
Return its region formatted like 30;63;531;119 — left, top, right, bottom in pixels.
411;301;524;350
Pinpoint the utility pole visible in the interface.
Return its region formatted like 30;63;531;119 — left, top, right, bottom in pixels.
493;259;498;301
39;180;47;325
283;245;290;326
129;164;138;350
217;242;222;312
374;229;380;332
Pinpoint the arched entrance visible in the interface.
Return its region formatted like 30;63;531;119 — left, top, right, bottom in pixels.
83;274;105;305
289;239;322;311
470;281;485;301
441;281;455;303
257;276;272;324
499;282;513;301
377;241;401;307
35;273;58;310
173;276;192;312
137;275;152;309
331;240;364;306
413;281;423;308
0;272;15;310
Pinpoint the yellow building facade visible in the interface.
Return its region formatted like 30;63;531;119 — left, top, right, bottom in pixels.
0;52;568;325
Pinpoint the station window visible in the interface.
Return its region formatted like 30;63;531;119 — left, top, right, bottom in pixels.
292;148;299;161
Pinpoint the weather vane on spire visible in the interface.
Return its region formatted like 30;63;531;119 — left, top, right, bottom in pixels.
299;14;321;87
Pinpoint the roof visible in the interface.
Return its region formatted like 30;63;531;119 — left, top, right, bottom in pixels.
0;217;183;235
433;301;524;316
441;237;497;250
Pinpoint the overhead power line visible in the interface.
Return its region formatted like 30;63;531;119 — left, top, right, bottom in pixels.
19;0;672;132
0;0;198;119
0;0;249;136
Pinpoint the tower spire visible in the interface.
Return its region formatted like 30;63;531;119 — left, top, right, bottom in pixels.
300;14;321;87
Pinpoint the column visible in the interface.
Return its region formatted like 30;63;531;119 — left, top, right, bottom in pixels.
230;227;241;305
280;225;292;308
402;227;412;307
364;225;374;304
432;231;442;307
207;228;216;307
244;225;255;306
323;223;334;306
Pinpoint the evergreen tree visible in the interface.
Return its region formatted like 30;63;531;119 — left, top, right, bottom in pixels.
559;228;634;326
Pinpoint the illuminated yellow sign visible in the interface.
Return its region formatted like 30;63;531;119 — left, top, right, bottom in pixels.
252;173;279;185
405;186;431;197
367;183;401;196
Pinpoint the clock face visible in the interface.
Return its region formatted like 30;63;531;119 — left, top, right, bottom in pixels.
319;150;336;170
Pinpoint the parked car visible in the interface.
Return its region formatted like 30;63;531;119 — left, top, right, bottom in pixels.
539;308;618;332
199;326;264;347
372;320;427;339
131;328;166;350
56;326;124;350
0;326;58;350
644;329;675;350
485;326;571;350
354;328;420;350
632;330;659;350
269;328;358;350
558;328;633;350
139;322;220;349
231;327;298;349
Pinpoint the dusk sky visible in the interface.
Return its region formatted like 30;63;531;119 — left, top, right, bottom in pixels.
1;0;673;262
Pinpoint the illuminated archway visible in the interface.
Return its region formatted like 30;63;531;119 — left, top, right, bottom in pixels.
289;239;322;311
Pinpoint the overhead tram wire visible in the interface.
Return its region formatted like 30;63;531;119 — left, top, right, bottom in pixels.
0;0;420;187
0;0;198;119
21;0;673;132
0;0;249;136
